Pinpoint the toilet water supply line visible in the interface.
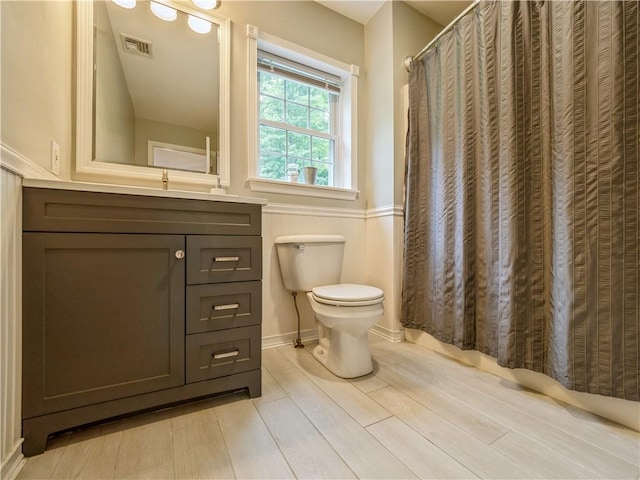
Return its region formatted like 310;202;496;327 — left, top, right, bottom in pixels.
292;292;304;348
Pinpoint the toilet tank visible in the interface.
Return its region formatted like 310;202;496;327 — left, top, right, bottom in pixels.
275;235;345;292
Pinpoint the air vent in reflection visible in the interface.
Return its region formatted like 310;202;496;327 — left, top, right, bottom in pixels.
120;34;153;58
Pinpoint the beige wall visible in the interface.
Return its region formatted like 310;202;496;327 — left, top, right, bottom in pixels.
94;0;136;165
364;2;441;210
364;2;395;209
1;1;73;180
364;3;441;339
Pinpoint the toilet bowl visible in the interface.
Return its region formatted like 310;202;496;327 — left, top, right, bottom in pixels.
274;235;385;378
307;284;384;378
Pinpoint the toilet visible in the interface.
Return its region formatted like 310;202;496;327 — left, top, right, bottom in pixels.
275;235;384;378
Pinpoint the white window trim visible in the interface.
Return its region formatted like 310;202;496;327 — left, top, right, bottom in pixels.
246;25;359;201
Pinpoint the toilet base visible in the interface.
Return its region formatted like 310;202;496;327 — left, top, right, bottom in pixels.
312;330;373;378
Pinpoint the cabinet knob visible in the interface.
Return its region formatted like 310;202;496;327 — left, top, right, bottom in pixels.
175;250;185;259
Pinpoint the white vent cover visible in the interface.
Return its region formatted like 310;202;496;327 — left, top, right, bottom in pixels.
120;34;153;58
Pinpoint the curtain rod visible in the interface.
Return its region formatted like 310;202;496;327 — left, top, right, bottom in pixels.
404;0;480;72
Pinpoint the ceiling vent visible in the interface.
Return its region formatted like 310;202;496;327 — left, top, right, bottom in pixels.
120;34;153;58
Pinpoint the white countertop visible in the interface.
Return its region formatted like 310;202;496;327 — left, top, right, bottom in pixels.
22;179;268;205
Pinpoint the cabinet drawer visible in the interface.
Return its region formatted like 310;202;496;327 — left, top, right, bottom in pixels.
23;188;261;235
186;326;261;383
187;281;261;334
187;236;262;284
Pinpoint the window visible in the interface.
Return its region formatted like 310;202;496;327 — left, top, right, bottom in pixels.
258;52;338;187
247;26;359;200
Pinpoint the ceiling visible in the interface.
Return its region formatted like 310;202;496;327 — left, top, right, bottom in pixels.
315;0;472;27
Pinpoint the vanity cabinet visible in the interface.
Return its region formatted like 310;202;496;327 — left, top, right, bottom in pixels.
22;187;263;456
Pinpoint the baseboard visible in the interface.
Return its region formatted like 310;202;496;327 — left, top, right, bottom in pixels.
371;324;404;342
262;325;403;348
1;440;25;480
405;328;640;432
262;329;319;349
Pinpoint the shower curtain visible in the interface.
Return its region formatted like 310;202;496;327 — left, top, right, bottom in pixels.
403;0;639;401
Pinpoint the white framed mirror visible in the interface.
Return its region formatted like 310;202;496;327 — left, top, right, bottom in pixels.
76;0;230;189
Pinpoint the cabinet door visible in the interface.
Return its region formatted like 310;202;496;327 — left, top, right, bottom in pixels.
23;233;185;418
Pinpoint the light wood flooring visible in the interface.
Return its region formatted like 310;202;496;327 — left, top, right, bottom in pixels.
18;336;640;479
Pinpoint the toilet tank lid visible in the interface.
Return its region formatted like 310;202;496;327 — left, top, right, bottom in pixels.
275;234;345;244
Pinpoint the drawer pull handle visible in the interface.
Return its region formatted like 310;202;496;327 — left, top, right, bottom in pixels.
213;350;240;360
214;256;240;262
213;303;240;311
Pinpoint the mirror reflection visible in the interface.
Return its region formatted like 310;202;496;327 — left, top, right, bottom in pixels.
93;0;219;174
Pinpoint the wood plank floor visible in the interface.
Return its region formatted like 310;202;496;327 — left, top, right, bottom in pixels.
18;336;640;479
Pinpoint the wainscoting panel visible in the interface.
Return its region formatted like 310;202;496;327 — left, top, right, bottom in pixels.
261;203;366;348
0;167;24;479
365;207;404;341
260;203;404;347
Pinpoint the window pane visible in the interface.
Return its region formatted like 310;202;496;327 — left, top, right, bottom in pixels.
311;137;331;161
313;162;330;186
259;125;286;154
287;131;310;159
286;80;309;105
259;153;286;180
260;95;285;122
286;103;308;129
259;72;284;98
257;66;340;189
309;109;329;133
309;87;329;110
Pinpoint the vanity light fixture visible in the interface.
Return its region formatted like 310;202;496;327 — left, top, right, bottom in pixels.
114;0;213;35
113;0;136;8
150;1;178;21
192;0;220;10
187;15;212;34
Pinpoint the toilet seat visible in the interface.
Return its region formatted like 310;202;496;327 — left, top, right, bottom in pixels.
311;283;384;307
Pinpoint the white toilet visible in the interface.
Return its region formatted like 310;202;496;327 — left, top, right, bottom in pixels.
275;235;384;378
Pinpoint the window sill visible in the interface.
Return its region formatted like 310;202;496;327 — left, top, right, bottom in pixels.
247;177;358;201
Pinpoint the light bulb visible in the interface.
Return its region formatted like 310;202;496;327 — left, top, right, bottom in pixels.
187;15;212;34
192;0;219;9
113;0;136;8
150;1;177;21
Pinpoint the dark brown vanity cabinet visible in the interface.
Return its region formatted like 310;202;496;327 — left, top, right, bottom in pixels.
22;188;263;456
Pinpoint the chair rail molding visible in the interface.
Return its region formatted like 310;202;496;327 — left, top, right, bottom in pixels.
365;205;404;219
263;202;364;219
1;143;59;181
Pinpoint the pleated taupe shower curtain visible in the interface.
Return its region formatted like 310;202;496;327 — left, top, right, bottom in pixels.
403;0;639;401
